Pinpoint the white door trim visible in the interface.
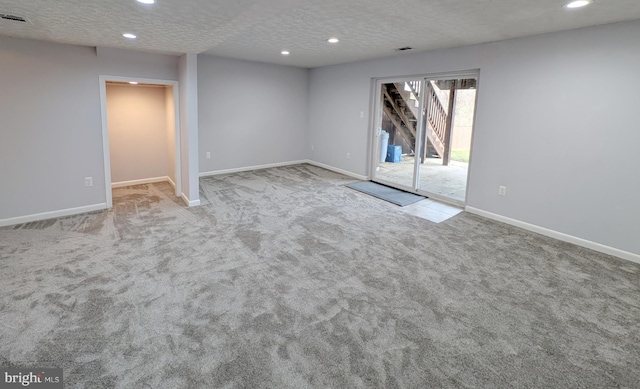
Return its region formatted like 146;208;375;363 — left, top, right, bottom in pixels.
98;75;181;208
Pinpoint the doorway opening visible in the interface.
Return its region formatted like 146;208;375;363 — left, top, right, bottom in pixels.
99;76;181;208
370;72;478;205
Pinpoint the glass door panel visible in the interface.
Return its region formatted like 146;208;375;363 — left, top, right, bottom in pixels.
372;79;423;191
416;78;477;204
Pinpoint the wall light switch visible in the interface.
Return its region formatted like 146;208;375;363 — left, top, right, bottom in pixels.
360;111;364;119
206;151;211;159
346;152;351;159
85;177;93;187
498;185;507;196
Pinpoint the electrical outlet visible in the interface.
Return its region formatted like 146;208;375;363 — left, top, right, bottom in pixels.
206;151;211;159
360;111;364;118
498;185;507;196
346;152;351;159
85;177;93;187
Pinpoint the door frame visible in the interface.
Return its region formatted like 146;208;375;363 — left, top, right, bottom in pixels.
98;75;181;208
369;76;423;194
369;69;480;205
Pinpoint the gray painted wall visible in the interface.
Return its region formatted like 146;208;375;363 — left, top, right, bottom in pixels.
0;37;178;220
198;56;309;173
178;53;200;204
308;20;640;255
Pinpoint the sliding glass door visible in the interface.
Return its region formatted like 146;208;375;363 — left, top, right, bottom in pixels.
371;73;478;205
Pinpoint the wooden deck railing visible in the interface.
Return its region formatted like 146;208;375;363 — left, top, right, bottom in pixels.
405;80;447;152
425;83;447;145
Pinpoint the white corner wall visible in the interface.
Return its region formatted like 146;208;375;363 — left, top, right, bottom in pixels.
197;56;309;174
0;37;178;224
106;84;169;184
308;20;640;256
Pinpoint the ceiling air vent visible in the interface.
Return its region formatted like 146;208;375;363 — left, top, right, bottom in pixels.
395;47;413;52
1;13;30;23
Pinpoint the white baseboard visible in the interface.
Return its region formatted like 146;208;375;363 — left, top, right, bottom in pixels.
167;176;176;190
181;193;200;207
0;203;107;228
198;159;368;181
465;206;640;265
304;160;369;181
112;176;169;188
199;160;308;177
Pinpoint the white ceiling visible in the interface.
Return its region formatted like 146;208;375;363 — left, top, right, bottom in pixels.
1;0;639;68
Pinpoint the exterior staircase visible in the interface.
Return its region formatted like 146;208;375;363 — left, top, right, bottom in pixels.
382;81;448;162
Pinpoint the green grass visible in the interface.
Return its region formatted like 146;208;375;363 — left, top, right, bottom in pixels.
450;149;470;163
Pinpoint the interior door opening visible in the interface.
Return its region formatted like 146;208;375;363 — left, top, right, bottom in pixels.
99;77;181;208
371;73;478;205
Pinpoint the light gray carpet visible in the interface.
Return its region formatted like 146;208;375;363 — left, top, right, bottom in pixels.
1;164;639;388
346;181;425;206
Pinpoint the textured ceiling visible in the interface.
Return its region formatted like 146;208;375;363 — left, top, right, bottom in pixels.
0;0;639;68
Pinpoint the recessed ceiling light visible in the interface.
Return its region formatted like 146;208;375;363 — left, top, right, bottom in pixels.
137;0;155;4
122;33;137;39
565;0;590;8
327;38;339;43
129;81;139;85
281;50;290;56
